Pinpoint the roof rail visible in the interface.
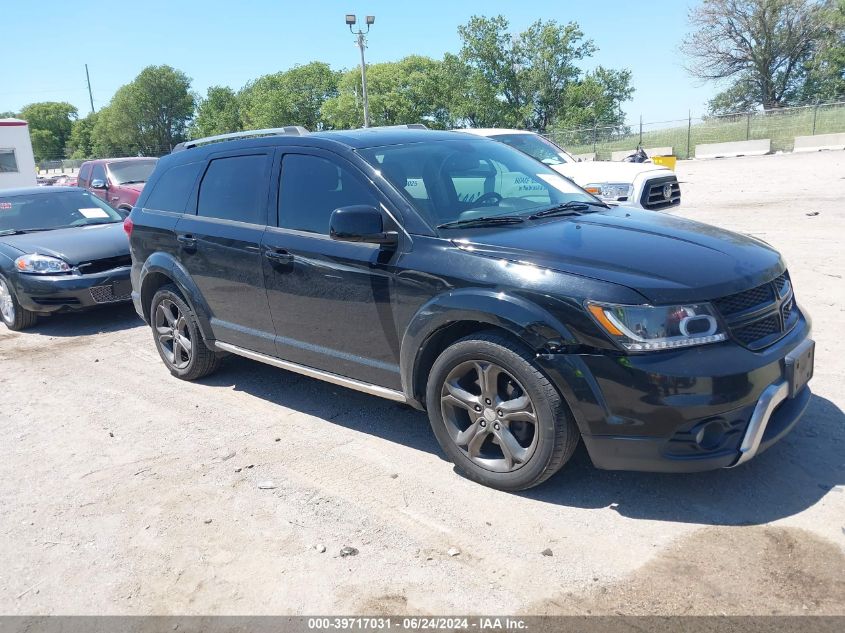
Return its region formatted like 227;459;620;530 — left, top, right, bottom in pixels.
173;126;309;152
366;123;429;130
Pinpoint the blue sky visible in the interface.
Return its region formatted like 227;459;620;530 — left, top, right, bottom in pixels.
1;0;714;126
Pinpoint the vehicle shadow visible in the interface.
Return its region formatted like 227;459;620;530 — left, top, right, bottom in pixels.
523;392;845;526
201;355;844;526
23;303;142;338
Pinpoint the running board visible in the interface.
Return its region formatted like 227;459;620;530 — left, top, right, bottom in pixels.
214;341;408;403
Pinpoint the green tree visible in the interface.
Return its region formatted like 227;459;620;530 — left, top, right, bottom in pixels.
454;15;629;132
322;56;449;129
193;86;242;137
18;101;77;161
66;113;98;159
800;0;845;101
551;67;635;142
0;111;17;119
91;65;195;156
682;0;830;111
438;53;506;128
239;62;339;130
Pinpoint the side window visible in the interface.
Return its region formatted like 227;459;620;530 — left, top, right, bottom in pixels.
78;163;92;187
144;162;203;213
91;163;106;183
197;154;268;224
278;154;377;234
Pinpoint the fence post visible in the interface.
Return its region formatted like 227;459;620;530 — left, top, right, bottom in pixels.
639;115;643;147
746;112;751;140
812;101;819;135
686;110;692;159
592;120;597;156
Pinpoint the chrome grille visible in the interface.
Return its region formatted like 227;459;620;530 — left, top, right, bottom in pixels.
713;271;797;350
640;175;681;210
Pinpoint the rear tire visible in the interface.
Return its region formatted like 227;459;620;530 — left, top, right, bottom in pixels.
0;275;38;331
425;332;579;491
150;284;220;380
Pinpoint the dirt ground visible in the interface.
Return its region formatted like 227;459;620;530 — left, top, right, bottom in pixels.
1;151;844;616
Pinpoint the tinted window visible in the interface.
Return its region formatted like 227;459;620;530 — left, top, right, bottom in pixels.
197;154;268;224
144;162;203;213
78;163;92;186
0;149;18;173
278;154;376;234
91;163;106;183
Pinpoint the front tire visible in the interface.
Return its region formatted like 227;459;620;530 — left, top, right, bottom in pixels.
426;332;579;491
150;284;220;380
0;275;38;331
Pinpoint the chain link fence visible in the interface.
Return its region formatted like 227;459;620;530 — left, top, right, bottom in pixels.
547;100;845;161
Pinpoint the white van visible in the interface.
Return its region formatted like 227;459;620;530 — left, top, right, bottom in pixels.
0;119;37;190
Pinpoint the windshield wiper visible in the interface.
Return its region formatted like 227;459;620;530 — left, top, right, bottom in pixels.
0;227;56;236
528;199;609;219
437;215;525;229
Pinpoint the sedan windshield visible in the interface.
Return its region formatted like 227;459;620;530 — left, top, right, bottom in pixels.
490;133;575;166
359;139;593;229
108;159;157;185
0;190;122;233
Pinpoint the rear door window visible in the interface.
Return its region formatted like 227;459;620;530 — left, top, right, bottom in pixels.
144;162;203;213
196;154;270;224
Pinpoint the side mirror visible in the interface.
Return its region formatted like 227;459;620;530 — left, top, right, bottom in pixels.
91;179;107;189
330;205;397;246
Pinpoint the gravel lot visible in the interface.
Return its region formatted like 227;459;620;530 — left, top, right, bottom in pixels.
1;151;844;615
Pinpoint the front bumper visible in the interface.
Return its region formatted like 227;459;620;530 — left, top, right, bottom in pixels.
538;313;813;472
11;266;132;314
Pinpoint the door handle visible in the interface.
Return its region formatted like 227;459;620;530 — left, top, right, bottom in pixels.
264;249;294;264
176;234;197;248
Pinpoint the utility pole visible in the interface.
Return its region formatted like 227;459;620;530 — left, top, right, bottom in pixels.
85;64;95;114
346;14;374;128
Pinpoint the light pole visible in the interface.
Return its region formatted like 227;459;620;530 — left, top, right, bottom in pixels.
346;14;374;128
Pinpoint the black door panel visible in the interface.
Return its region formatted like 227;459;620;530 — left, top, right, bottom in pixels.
176;216;275;354
262;229;402;389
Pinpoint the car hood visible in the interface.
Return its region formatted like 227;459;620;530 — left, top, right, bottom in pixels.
0;222;129;266
116;183;145;192
552;161;670;185
453;208;784;304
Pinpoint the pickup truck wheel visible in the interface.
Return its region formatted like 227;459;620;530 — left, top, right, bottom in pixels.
150;284;220;380
0;275;38;331
426;332;579;491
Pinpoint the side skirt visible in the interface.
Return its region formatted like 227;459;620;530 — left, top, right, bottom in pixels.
214;341;409;404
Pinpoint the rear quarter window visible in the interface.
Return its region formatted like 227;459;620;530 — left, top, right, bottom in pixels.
197;154;269;224
143;162;204;213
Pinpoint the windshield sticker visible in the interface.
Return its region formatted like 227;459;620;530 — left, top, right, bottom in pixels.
78;207;110;219
537;173;575;193
0;202;11;210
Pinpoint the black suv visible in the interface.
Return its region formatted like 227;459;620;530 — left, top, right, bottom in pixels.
126;126;814;491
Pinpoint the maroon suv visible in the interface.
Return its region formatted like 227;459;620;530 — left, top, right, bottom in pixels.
78;158;158;213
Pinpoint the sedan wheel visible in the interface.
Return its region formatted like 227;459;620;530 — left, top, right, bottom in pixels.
0;278;14;323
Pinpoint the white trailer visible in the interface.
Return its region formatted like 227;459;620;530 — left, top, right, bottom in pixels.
0;119;37;190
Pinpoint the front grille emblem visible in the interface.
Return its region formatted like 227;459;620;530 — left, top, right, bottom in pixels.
662;183;673;200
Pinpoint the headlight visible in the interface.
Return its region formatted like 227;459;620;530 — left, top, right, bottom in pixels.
586;301;727;351
584;182;633;200
14;254;72;274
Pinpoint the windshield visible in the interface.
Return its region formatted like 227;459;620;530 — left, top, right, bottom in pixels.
490;133;575;166
108;159;157;184
0;190;122;233
359;139;592;229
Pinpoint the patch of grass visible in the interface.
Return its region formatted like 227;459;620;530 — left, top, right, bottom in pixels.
554;102;845;160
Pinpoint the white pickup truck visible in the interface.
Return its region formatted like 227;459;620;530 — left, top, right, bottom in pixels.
460;128;680;211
